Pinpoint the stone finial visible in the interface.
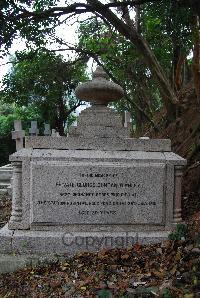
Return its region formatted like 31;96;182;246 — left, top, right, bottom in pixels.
75;66;124;106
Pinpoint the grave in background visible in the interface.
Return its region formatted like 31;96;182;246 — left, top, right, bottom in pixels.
0;164;13;195
0;67;186;254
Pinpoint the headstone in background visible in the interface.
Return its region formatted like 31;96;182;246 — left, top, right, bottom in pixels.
44;124;51;136
124;111;131;128
29;121;39;136
11;120;25;151
0;164;13;195
51;129;57;137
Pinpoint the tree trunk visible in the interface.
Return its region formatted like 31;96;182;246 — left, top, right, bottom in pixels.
191;15;200;103
174;54;185;91
87;0;178;120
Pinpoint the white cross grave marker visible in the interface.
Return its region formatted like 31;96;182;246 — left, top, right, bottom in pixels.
12;120;25;151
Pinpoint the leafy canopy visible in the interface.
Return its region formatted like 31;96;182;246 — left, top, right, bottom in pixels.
1;50;88;133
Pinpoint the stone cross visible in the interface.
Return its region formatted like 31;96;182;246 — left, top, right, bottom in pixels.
44;124;51;136
12;120;25;151
29;121;39;136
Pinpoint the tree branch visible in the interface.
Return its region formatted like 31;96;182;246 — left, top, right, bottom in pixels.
105;0;160;8
66;100;82;117
13;3;93;21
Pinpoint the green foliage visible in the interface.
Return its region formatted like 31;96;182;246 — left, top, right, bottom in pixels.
195;234;200;246
1;50;87;134
0;102;42;135
0;101;42;165
76;1;194;132
0;114;15;137
162;288;172;298
97;289;112;298
141;0;193;72
0;135;15;167
33;0;58;11
168;224;188;241
0;1;57;56
0;0;196;135
77;16;161;130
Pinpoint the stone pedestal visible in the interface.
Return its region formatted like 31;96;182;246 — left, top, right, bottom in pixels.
0;67;186;254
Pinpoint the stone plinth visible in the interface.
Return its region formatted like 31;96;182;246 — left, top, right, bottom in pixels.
0;67;186;254
0;137;186;254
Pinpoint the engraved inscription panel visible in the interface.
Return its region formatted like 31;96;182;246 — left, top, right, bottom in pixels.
30;161;165;225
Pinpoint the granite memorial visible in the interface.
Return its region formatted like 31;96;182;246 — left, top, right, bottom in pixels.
0;66;186;254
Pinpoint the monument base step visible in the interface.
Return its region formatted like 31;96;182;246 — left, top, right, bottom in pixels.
0;189;8;195
0;253;66;274
0;225;171;255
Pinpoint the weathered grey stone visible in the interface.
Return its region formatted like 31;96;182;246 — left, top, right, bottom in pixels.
77;115;122;127
165;164;174;228
0;225;13;253
0;228;171;255
11;149;166;162
124;111;131;128
12;230;67;254
0;164;13;195
8;160;31;230
0;254;31;274
30;161;165;226
164;152;186;165
75;66;124;105
12;120;25;151
138;231;171;244
44;123;51;136
0;253;68;274
68;105;130;138
9;148;33;162
25;137;171;152
29;121;39;136
11;230;138;254
68;126;77;136
0;164;13;180
0;66;187;254
72;125;129;138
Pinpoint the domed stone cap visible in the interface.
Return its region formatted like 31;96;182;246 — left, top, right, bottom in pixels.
75;66;124;105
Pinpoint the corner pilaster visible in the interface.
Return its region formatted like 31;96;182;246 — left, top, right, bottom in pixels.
8;162;22;228
173;165;184;223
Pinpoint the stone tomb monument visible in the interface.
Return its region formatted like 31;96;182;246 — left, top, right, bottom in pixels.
0;67;186;254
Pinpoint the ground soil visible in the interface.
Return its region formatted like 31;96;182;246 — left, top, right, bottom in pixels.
0;214;199;297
